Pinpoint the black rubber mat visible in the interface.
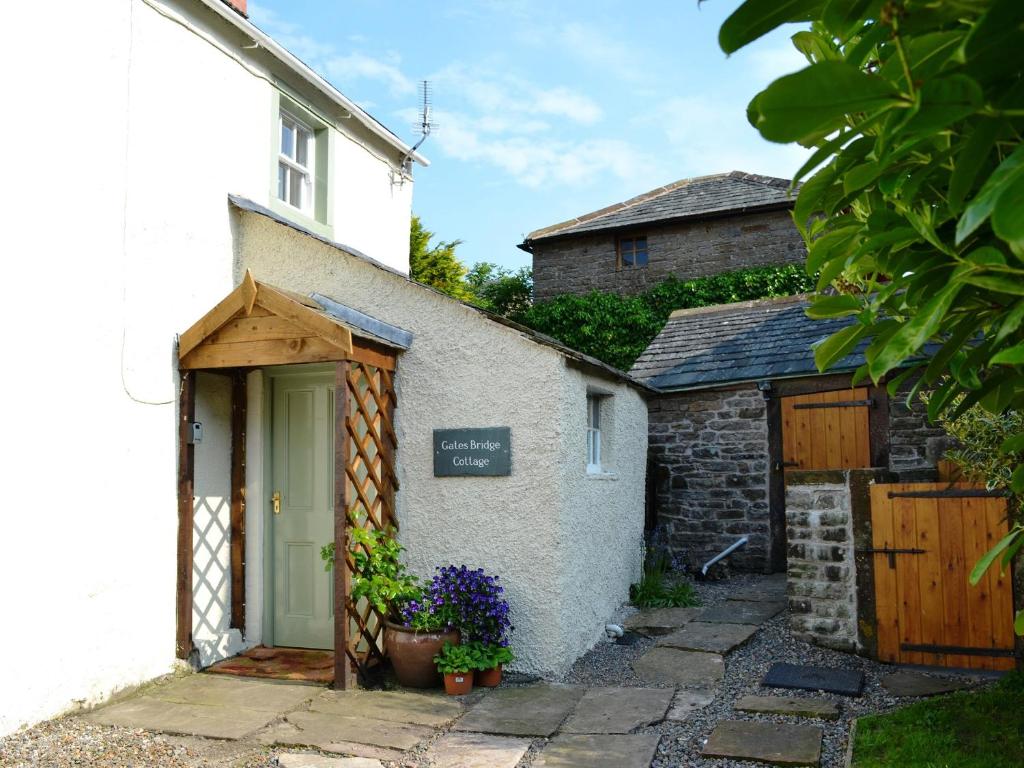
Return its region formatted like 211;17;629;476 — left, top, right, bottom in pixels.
762;662;864;696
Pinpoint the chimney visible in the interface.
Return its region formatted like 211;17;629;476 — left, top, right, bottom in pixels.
222;0;247;17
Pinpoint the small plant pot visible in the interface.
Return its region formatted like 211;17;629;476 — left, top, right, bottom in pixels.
475;665;502;687
384;622;460;688
443;671;474;695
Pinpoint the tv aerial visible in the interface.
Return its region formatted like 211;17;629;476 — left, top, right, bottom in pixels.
395;80;437;185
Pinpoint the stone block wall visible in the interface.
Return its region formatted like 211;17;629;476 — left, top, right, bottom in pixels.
888;379;948;475
531;209;805;300
647;385;771;572
785;475;859;651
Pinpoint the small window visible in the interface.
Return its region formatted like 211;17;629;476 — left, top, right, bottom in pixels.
586;394;602;473
617;235;649;268
278;111;314;212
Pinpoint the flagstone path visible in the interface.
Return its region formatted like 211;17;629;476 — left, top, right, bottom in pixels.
56;573;988;768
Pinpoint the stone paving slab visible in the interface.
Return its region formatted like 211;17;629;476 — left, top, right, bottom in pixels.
633;647;724;688
561;687;673;734
728;574;787;602
423;732;532;768
149;674;317;712
266;710;433;752
665;689;715;722
702;720;822;766
279;754;382;768
453;684;584;737
623;607;703;636
881;671;973;698
86;697;277;740
763;663;864;697
310;689;463;726
697;601;785;625
656;622;758;654
535;734;662;768
734;695;839;720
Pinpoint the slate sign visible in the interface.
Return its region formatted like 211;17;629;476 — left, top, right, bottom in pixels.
433;427;511;477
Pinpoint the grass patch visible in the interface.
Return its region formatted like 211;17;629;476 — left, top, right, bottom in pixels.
852;671;1024;767
629;571;699;609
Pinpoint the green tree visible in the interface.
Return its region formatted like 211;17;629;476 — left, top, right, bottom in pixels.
409;215;472;301
720;0;1024;625
464;263;534;321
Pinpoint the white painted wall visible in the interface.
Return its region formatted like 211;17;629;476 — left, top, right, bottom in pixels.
238;210;648;676
0;0;413;736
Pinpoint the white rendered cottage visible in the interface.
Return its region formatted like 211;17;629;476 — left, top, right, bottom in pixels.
0;0;648;736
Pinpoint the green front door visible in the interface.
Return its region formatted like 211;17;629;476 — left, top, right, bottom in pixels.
271;371;334;649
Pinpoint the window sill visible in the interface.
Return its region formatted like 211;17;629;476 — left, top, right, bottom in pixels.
268;197;333;240
585;471;618;481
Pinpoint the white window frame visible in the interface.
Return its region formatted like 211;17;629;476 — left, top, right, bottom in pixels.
278;110;314;213
586;394;602;474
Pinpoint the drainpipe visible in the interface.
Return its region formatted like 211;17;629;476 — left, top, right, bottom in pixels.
700;536;749;577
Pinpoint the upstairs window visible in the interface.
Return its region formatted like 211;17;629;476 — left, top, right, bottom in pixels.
617;235;649;268
586;394;602;473
278;110;314;212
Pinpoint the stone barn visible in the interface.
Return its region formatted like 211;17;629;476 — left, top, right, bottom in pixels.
631;294;944;575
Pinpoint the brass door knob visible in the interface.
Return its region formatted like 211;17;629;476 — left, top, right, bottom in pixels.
272;491;282;515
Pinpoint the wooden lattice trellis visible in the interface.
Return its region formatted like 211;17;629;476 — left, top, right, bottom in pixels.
336;360;398;686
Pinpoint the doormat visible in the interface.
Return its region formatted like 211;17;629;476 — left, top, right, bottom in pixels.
206;646;334;684
762;662;864;696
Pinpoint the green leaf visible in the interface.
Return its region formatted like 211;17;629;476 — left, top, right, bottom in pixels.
959;0;1024;85
995;299;1024;345
969;530;1016;585
992;172;1024;250
868;282;962;380
959;274;1024;296
750;61;904;144
805;294;863;318
806;225;859;273
1012;465;1024;494
948;118;1002;214
1000;434;1024;454
813;323;870;371
1015;610;1024;636
956;144;1024;245
991;343;1024;364
899;74;983;135
719;0;824;55
821;0;880;39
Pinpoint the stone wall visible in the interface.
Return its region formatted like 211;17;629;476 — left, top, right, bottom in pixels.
785;473;859;652
532;209;805;300
647;385;771;572
888;379;948;476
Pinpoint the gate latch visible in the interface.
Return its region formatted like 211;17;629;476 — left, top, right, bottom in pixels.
856;547;926;568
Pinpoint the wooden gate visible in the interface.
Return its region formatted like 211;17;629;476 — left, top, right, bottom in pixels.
781;387;871;471
868;483;1016;670
338;360;398;682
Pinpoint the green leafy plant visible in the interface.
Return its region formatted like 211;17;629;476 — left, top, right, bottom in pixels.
720;0;1024;631
320;527;422;623
520;265;814;370
433;641;483;675
466;640;515;670
465;262;534;321
630;526;699;608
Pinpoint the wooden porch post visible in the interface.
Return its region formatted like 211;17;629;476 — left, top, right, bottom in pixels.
333;360;355;689
176;371;197;660
229;371;247;632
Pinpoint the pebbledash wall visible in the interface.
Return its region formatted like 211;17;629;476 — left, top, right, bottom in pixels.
531;210;804;300
647;381;940;574
1;0;419;738
218;206;650;677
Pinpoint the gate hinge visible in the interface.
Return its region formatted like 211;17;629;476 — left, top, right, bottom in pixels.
856;547;926;568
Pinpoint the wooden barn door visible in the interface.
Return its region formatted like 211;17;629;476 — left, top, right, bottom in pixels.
868;483;1016;671
781;388;871;471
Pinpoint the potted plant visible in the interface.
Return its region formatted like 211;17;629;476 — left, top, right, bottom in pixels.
322;528;458;688
471;641;515;687
434;641;479;695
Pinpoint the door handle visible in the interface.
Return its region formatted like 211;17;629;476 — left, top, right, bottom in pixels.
272;491;282;515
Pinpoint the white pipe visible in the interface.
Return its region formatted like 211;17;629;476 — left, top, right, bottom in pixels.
605;624;625;639
701;537;749;576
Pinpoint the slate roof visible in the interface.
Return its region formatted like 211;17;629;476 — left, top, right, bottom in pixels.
631;295;865;391
520;171;795;247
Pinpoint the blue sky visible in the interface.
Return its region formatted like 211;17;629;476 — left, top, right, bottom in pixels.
249;1;809;270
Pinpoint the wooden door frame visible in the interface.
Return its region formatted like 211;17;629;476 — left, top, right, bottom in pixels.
764;373;891;573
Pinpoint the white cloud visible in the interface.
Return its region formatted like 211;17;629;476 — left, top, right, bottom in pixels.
324;52;415;97
558;21;647;82
743;41;809;86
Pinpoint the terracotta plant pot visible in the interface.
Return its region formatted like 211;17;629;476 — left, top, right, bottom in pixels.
475;665;502;687
443;670;474;695
384;621;459;688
